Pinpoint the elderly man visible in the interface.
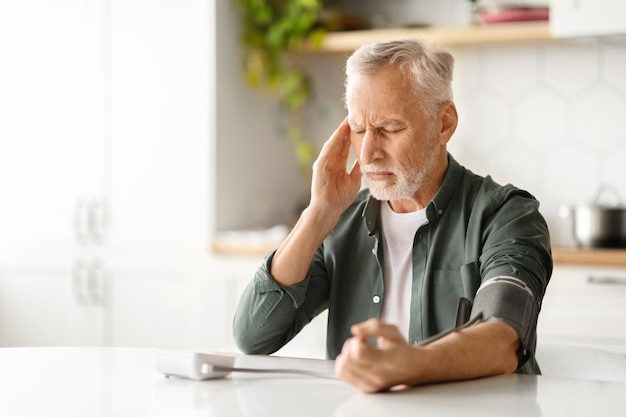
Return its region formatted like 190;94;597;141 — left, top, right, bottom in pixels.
233;38;552;393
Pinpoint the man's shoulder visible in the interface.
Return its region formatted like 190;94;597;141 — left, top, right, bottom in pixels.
456;163;536;207
456;173;540;226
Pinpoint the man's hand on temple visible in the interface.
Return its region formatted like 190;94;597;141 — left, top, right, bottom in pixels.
309;117;362;218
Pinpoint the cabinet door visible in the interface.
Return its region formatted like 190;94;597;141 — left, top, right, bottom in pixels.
0;265;104;346
538;265;626;348
0;0;105;263
106;258;223;350
0;0;107;348
551;0;626;37
106;0;213;256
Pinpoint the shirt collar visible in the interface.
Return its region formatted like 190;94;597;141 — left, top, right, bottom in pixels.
362;153;464;235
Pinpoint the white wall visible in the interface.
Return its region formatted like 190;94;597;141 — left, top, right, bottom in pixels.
215;0;311;232
448;38;626;246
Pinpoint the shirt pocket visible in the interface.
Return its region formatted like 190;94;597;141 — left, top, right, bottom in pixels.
430;262;481;328
431;269;465;325
460;261;481;300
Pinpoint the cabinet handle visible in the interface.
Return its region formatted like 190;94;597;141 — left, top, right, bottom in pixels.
587;275;626;285
74;199;106;245
73;200;90;246
72;260;89;305
73;260;105;306
88;200;106;244
88;261;105;306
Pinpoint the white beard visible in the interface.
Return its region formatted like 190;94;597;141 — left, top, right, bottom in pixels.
362;145;439;202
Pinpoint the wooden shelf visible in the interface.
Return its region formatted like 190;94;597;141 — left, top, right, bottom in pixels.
553;248;626;267
311;21;553;53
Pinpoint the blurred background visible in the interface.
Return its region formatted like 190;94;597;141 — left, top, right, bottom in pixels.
1;0;626;358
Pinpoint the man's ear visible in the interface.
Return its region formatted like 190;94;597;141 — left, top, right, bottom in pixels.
437;102;458;145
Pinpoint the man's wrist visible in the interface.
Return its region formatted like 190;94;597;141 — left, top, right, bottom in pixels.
301;205;342;237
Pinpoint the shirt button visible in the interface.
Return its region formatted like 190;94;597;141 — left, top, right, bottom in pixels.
371;248;377;256
372;295;381;304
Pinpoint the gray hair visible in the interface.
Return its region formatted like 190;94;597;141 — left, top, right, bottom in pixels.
344;38;455;118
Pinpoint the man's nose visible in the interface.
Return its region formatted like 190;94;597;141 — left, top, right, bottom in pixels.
359;129;382;164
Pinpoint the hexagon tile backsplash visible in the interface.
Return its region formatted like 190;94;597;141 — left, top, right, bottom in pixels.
448;37;626;247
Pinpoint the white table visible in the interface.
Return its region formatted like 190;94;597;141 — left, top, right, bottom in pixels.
1;347;625;416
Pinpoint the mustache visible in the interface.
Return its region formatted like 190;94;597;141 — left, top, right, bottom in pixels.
360;164;397;174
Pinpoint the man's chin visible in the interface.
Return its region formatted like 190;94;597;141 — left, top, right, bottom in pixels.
368;183;416;202
368;187;394;201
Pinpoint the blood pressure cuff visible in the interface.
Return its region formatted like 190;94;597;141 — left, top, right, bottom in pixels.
470;276;540;369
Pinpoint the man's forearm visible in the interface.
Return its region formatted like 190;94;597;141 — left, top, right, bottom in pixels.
335;319;520;393
411;321;520;385
270;206;340;286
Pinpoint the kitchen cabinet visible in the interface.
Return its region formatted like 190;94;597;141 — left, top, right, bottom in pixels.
0;0;104;263
107;0;212;256
0;257;232;350
105;258;222;350
103;253;324;355
0;0;215;348
550;0;626;37
0;0;107;347
101;0;215;350
538;265;626;353
0;265;105;346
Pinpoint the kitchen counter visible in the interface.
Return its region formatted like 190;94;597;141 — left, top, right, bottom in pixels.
213;243;626;267
552;247;626;267
2;347;626;416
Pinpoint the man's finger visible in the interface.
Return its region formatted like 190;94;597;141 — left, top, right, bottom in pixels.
348;159;359;175
335;340;388;393
317;117;350;160
351;319;405;343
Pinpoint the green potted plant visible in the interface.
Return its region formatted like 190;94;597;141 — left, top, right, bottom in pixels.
234;0;325;175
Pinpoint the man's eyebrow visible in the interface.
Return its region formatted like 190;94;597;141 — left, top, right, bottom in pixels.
348;118;404;127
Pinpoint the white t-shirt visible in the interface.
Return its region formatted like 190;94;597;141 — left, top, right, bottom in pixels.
379;201;429;340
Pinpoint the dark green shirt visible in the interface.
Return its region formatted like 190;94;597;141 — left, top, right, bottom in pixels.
234;154;553;374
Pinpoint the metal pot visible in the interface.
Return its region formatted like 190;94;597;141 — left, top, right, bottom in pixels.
559;185;626;248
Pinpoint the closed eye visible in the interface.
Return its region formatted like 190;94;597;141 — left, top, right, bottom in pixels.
381;127;404;134
350;126;403;135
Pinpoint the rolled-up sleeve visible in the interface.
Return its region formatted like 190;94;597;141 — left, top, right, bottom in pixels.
468;188;552;372
232;250;322;355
